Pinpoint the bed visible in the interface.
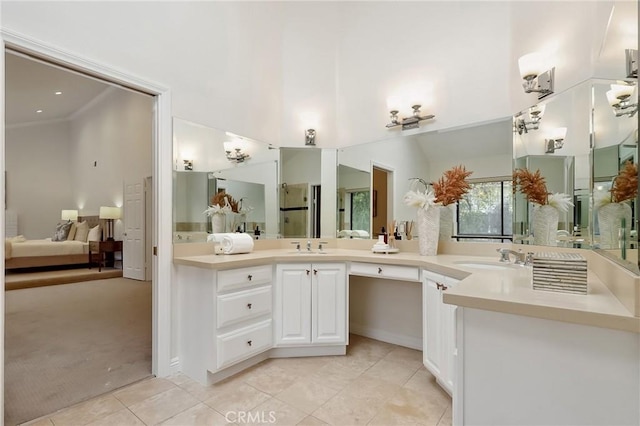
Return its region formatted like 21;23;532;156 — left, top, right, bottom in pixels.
5;216;102;270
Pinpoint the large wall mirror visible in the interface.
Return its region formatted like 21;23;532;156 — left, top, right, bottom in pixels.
337;120;513;240
512;78;638;272
172;118;279;242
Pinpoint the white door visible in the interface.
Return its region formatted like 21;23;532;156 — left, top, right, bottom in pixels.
311;263;346;344
275;264;312;345
123;180;145;280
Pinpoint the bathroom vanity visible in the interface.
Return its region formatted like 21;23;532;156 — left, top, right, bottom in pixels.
174;240;640;425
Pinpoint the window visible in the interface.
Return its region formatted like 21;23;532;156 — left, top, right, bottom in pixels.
350;190;370;231
456;180;512;242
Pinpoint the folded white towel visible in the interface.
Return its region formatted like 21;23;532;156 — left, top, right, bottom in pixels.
221;233;255;254
338;230;353;238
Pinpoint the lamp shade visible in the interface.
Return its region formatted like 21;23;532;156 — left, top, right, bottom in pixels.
529;104;546;118
61;209;78;221
550;127;567;141
610;83;635;100
99;206;121;220
518;52;545;80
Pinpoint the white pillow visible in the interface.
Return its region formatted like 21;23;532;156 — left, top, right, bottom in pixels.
87;225;101;242
73;221;89;242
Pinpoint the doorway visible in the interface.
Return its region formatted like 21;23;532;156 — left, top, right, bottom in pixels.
3;44;162;423
372;166;393;237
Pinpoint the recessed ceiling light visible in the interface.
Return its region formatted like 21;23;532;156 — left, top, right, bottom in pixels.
36;109;43;113
55;91;62;95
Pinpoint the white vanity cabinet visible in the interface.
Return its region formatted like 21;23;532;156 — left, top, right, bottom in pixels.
275;263;347;346
423;269;459;395
177;263;273;384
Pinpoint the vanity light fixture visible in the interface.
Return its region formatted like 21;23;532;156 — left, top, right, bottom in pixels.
386;105;435;130
545;127;567;154
183;159;193;170
515;104;546;134
626;49;638;78
518;52;555;99
606;82;638;118
305;129;316;146
224;140;250;163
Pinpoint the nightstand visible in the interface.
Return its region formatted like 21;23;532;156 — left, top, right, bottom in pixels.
89;240;123;271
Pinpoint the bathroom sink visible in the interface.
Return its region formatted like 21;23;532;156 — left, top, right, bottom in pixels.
453;260;519;270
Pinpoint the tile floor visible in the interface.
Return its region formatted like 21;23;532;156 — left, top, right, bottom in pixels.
22;335;452;426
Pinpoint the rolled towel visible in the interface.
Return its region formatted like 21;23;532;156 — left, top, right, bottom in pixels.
208;233;231;243
338;230;353;238
352;230;370;238
221;233;255;255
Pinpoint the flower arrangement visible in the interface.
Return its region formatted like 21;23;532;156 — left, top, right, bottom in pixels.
203;191;239;216
513;168;573;212
432;165;473;206
611;160;638;203
403;180;438;211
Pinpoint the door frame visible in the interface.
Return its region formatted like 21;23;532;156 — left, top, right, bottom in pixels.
370;161;395;236
0;29;174;417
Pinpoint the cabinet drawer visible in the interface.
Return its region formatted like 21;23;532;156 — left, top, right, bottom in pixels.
217;285;272;329
217;265;272;293
216;319;272;369
350;262;419;282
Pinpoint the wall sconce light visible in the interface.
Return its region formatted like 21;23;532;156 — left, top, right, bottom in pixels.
61;209;78;222
545;127;567;154
515;104;546;134
305;129;316;146
99;206;121;241
224;140;250;163
626;49;638;78
606;83;637;117
386;105;435;130
183;159;193;170
518;52;555;99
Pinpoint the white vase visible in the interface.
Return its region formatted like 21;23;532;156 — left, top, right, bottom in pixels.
211;213;226;234
531;205;559;246
417;206;440;256
439;205;454;241
598;202;632;249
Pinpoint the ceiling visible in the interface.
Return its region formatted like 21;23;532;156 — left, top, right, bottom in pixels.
5;52;111;126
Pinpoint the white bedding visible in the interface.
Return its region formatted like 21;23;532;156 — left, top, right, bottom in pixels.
5;238;89;259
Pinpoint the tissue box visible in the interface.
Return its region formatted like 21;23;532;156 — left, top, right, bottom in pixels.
532;252;587;295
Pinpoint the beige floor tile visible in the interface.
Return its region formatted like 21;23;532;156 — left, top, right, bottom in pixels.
165;372;195;388
296;415;327;425
437;405;452;426
330;351;378;373
276;379;340;414
113;377;176;407
20;418;54;426
363;358;419;386
50;395;125;426
267;356;332;379
369;387;448;426
383;346;424;370
339;375;401;403
128;387;199;425
242;363;300;396
204;382;271;414
402;370;451;407
160;403;234;425
312;394;380;425
85;408;145;426
347;335;395;360
178;374;247;402
307;360;363;392
241;398;308;426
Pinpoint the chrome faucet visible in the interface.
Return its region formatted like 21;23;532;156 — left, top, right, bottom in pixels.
306;240;312;252
497;248;526;264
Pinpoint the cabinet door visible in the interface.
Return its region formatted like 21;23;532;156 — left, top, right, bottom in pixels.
440;277;460;394
275;264;312;345
423;276;442;377
311;263;347;344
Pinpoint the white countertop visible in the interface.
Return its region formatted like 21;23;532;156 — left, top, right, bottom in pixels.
173;248;640;333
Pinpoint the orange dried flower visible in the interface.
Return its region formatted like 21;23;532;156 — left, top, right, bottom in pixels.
611;160;638;203
432;165;473;206
211;191;239;213
513;168;548;205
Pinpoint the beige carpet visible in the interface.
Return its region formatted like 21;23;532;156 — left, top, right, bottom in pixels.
4;277;152;425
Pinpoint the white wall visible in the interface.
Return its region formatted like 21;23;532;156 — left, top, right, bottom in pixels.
5;121;74;238
69;87;153;216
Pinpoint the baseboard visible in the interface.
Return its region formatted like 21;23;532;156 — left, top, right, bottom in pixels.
350;322;423;350
269;345;346;358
